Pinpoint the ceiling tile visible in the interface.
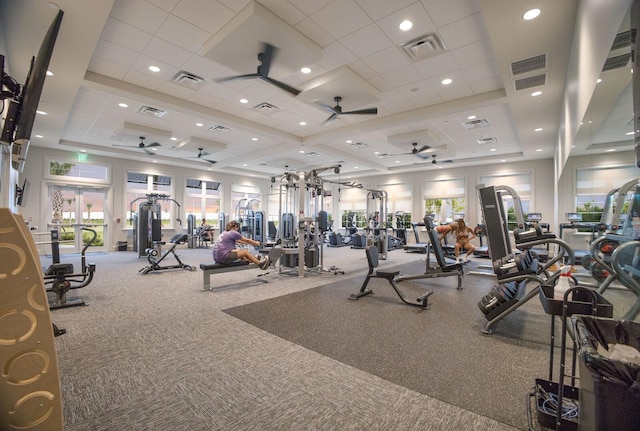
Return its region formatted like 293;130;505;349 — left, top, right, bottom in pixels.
362;46;411;75
110;0;169;34
157;15;213;53
421;0;479;27
100;18;152;53
354;0;416;21
309;0;371;40
340;24;394;59
376;2;436;45
173;0;235;33
143;38;193;67
438;12;488;51
92;39;139;68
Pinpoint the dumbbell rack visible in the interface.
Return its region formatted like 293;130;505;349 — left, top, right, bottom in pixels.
480;237;572;334
527;284;612;431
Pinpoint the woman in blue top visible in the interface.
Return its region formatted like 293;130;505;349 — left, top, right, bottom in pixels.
212;220;270;269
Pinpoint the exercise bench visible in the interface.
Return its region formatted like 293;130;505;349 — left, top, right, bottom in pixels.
396;216;464;289
349;245;433;309
200;247;282;291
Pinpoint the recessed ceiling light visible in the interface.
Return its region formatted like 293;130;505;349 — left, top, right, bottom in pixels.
36;110;47;115
467;115;476;120
534;128;543;132
301;67;311;74
399;20;413;31
240;98;248;104
442;78;453;85
523;8;541;20
148;65;160;72
118;102;128;108
195;122;203;127
299;121;307;126
531;90;542;97
252;137;258;141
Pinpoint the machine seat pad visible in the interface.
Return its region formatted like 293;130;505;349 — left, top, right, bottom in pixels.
45;263;74;275
376;269;400;278
200;260;250;271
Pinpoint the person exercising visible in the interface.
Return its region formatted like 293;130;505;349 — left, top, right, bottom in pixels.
453;218;476;263
212;220;270;269
200;218;214;241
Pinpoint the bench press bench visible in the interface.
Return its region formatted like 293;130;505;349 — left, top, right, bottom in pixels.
199;247;283;291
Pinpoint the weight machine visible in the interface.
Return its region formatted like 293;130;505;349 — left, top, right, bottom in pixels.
130;193;182;258
42;227;97;309
476;184;572;334
273;164;339;276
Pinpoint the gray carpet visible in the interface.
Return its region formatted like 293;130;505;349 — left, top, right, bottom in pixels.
222;259;612;430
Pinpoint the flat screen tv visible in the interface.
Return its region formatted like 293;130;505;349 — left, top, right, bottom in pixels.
0;9;63;172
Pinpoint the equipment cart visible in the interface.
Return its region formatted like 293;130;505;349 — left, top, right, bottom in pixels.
527;284;612;430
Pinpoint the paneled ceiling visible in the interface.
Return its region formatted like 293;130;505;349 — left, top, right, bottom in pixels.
0;0;634;179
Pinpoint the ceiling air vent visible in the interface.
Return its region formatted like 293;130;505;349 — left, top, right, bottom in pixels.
515;73;546;91
208;125;232;133
172;70;206;88
463;119;489;129
136;105;166;118
477;137;499;145
603;53;631;71
399;33;447;62
254;102;279;114
612;30;632;51
511;54;546;76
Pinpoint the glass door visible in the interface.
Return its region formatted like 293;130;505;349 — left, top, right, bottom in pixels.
47;185;109;254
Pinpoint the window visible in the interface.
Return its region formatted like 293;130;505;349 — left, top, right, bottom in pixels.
378;182;412;228
424;177;466;224
338;186;367;230
575;165;638;224
46;157;110;183
479;172;532;230
126;171;174;227
185;178;222;229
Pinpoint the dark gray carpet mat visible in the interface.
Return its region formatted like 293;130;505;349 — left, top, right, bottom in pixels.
224;261;560;430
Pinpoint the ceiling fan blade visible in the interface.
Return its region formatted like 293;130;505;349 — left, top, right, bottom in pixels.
315;101;340;114
216;73;260;83
261;76;300;96
342;107;378;115
322;113;339;125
